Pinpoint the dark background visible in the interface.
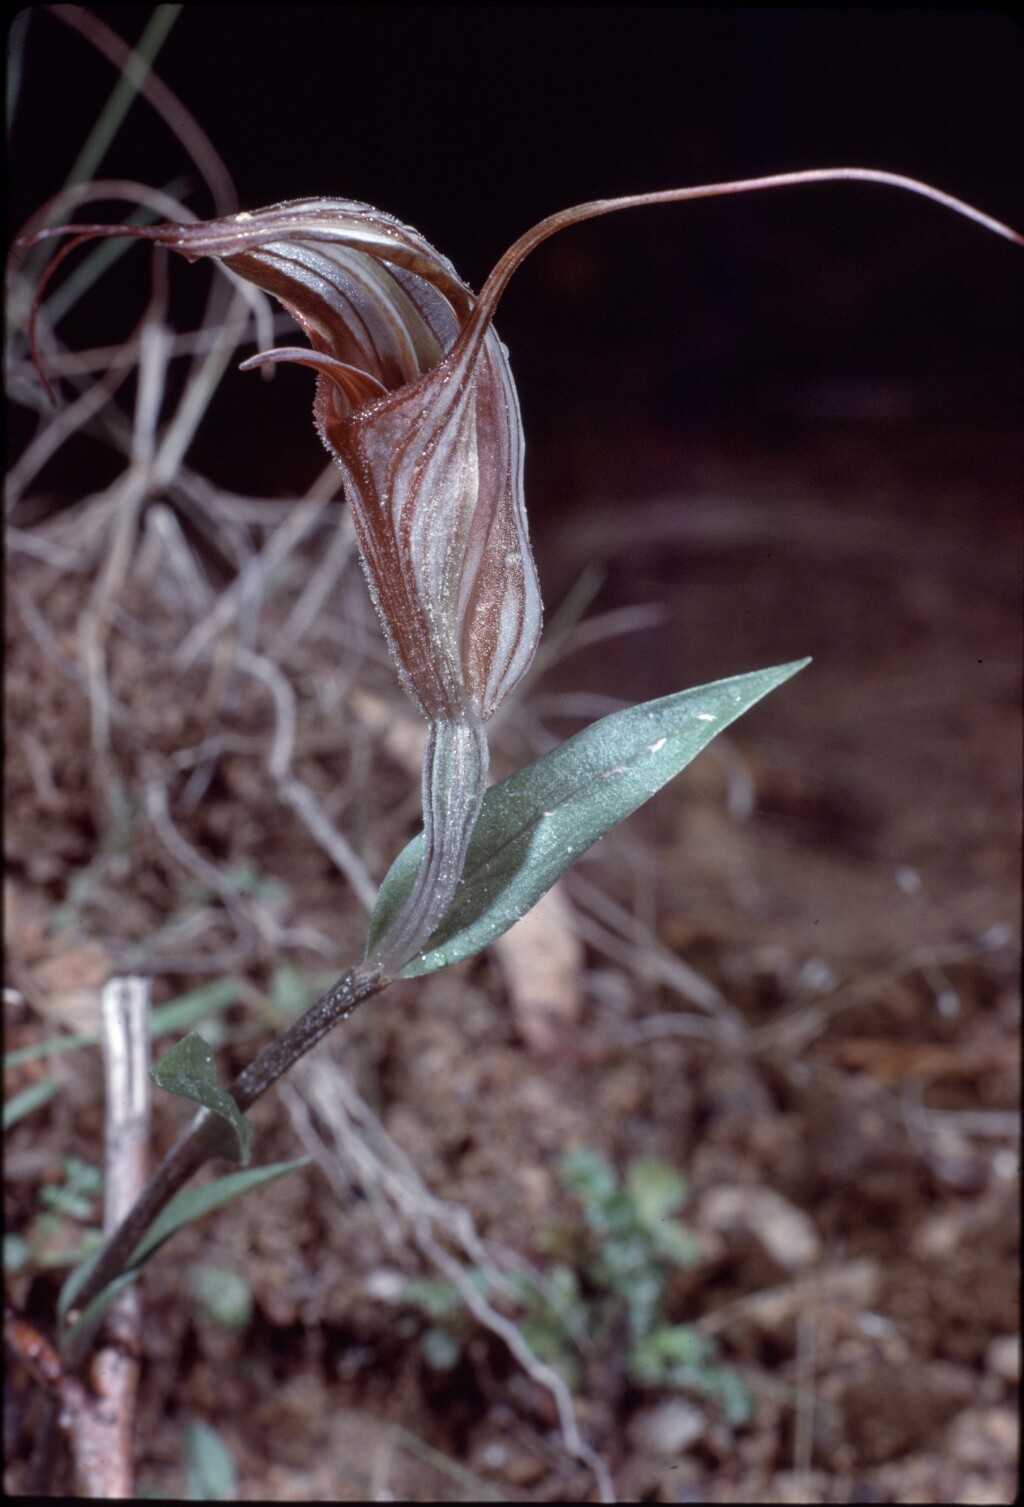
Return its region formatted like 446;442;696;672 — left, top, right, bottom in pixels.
6;16;1022;1498
9;7;1023;508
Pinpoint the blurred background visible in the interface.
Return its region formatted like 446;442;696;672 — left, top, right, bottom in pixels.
5;8;1021;1502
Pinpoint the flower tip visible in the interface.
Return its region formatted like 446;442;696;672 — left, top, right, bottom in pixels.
239;346;389;411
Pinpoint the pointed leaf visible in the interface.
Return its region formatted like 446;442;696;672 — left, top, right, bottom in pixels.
150;1032;252;1164
60;1157;310;1347
3;1075;62;1130
368;660;809;976
126;1156;311;1269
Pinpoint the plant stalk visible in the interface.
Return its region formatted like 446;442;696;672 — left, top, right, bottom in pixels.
63;960;388;1364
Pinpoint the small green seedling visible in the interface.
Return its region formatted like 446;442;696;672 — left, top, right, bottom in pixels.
4;1157;105;1275
186;1264;254;1333
394;1150;750;1423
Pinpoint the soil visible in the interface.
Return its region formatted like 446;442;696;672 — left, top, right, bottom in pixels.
4;413;1020;1501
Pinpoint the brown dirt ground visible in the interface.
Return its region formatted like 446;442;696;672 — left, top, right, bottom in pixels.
4;415;1020;1501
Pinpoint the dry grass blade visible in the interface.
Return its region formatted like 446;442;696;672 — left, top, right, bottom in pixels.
49;5;236;215
566;869;741;1029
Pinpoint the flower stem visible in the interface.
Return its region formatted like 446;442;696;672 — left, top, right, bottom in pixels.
62;960;388;1367
64;717;488;1356
368;715;489;975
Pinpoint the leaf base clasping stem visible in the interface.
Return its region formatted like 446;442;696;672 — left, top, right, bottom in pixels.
367;715;490;977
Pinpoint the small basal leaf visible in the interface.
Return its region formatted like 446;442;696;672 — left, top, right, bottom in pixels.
59;1246;103;1327
368;660;808;976
59;1269;141;1351
150;1032;252;1164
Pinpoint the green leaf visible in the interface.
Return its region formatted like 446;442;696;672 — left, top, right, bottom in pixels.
369;660;809;976
185;1420;238;1502
401;1277;464;1322
650;1220;702;1269
626;1157;688;1227
150;1033;252;1164
3;1075;62;1131
629;1324;753;1422
59;1246;104;1327
560;1147;618;1209
2;976;242;1069
60;1157;309;1345
421;1327;461;1371
629;1321;712;1383
127;1156;311;1269
4;1234;31;1273
60;1268;141;1348
187;1264;254;1332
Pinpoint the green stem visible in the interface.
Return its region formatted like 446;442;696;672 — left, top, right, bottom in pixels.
64;719;488;1355
368;715;489;974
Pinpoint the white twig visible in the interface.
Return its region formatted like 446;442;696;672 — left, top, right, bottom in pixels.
142;767;255;942
138;503;215;614
77;467;152;764
269;509;357;658
231;646;379;914
277;778;379;915
95;975;151;1498
174;496;333;668
6;353;134;510
233;647;297;781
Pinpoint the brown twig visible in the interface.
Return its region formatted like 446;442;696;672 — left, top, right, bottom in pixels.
5;1299;119;1496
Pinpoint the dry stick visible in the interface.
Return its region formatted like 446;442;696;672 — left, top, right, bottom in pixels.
5;1301;123;1497
22;979;153;1497
79;320;173;768
63;962;388;1360
232;644;381;913
91;977;152;1497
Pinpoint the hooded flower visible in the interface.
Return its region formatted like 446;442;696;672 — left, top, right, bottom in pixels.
58;199;543;725
24;196;547;971
26;171;1018;720
23;169;1019;972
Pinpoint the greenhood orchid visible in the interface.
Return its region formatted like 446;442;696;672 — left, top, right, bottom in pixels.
21;169;1023;973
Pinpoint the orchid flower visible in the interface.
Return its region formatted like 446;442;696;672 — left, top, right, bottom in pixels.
21;169;1023;974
